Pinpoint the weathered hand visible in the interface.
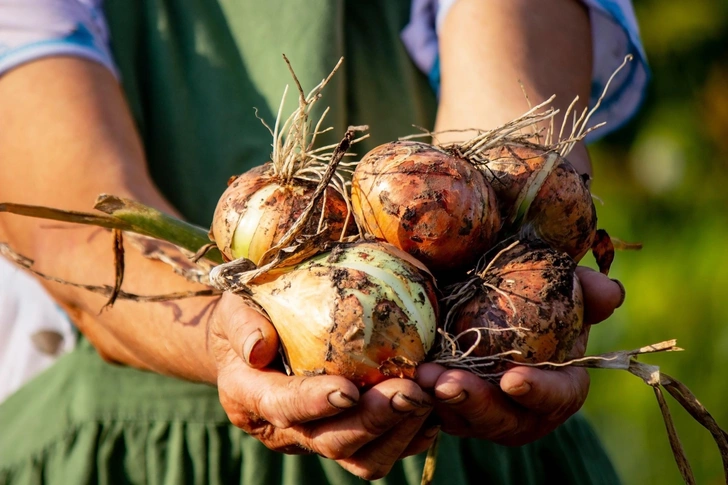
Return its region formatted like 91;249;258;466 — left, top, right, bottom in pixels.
415;267;625;446
207;292;435;480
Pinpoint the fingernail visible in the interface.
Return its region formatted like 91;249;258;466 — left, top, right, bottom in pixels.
424;425;441;439
327;390;358;410
243;330;263;367
503;381;531;396
391;392;430;413
438;390;468;405
611;278;626;308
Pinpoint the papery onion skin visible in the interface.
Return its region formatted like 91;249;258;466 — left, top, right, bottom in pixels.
481;144;596;261
249;242;439;388
451;240;583;371
210;162;352;264
351;141;501;275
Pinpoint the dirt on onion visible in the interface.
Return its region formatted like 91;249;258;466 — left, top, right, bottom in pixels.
351;140;501;275
445;239;583;374
1;54;724;484
239;241;439;388
471;143;597;262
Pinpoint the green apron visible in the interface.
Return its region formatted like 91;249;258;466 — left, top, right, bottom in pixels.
0;1;620;483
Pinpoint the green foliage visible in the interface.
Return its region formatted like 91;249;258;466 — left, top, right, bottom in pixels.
581;2;728;483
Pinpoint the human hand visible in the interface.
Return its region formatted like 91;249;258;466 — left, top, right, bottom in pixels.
207;292;436;480
415;267;625;446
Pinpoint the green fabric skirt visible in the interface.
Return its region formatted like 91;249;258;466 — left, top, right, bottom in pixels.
0;339;620;485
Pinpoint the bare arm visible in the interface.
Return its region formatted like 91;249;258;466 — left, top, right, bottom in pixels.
434;0;593;175
0;57;439;480
0;58;220;380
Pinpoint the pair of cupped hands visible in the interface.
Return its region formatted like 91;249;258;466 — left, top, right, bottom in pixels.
208;267;625;480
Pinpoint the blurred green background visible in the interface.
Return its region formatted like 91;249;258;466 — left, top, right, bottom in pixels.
581;1;728;484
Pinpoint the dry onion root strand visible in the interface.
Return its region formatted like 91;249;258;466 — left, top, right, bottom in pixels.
434;334;728;485
0;242;221;304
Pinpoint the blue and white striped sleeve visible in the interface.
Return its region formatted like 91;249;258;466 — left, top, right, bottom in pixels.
0;0;117;78
401;0;649;141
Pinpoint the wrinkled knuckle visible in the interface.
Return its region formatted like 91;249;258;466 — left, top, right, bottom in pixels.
549;398;580;424
242;419;293;452
229;410;268;435
314;434;358;460
360;411;396;437
227;413;249;431
259;393;295;429
287;376;309;392
319;442;354;461
220;400;253;431
496;414;521;440
476;400;518;440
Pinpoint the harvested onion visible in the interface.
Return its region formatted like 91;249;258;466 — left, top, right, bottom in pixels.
480;144;596;261
240;241;439;387
351;141;501;275
211;163;351;264
448;240;583;371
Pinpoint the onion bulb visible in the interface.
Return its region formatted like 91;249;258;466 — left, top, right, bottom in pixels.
246;241;438;388
481;144;596;261
351;141;501;275
450;240;583;370
211;163;352;264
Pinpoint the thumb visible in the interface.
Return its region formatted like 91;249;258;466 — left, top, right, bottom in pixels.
216;291;280;368
500;366;588;419
576;266;625;325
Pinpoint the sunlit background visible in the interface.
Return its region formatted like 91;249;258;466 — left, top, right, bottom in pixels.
582;1;728;483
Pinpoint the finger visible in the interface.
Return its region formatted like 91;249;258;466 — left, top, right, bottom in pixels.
296;378;431;461
415;362;448;391
220;364;360;429
576;266;625;325
341;408;433;480
399;417;441;458
500;365;589;420
432;369;522;440
218;292;280;368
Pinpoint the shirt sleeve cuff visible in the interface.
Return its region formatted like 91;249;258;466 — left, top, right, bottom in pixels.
0;38;118;79
581;0;650;141
0;0;118;79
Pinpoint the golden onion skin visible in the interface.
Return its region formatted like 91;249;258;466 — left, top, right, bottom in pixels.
211;163;351;264
482;144;596;261
527;161;597;261
351;141;501;275
248;242;439;388
452;240;584;370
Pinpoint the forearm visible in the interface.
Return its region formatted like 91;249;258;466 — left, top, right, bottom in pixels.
0;57;217;383
434;0;593;175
